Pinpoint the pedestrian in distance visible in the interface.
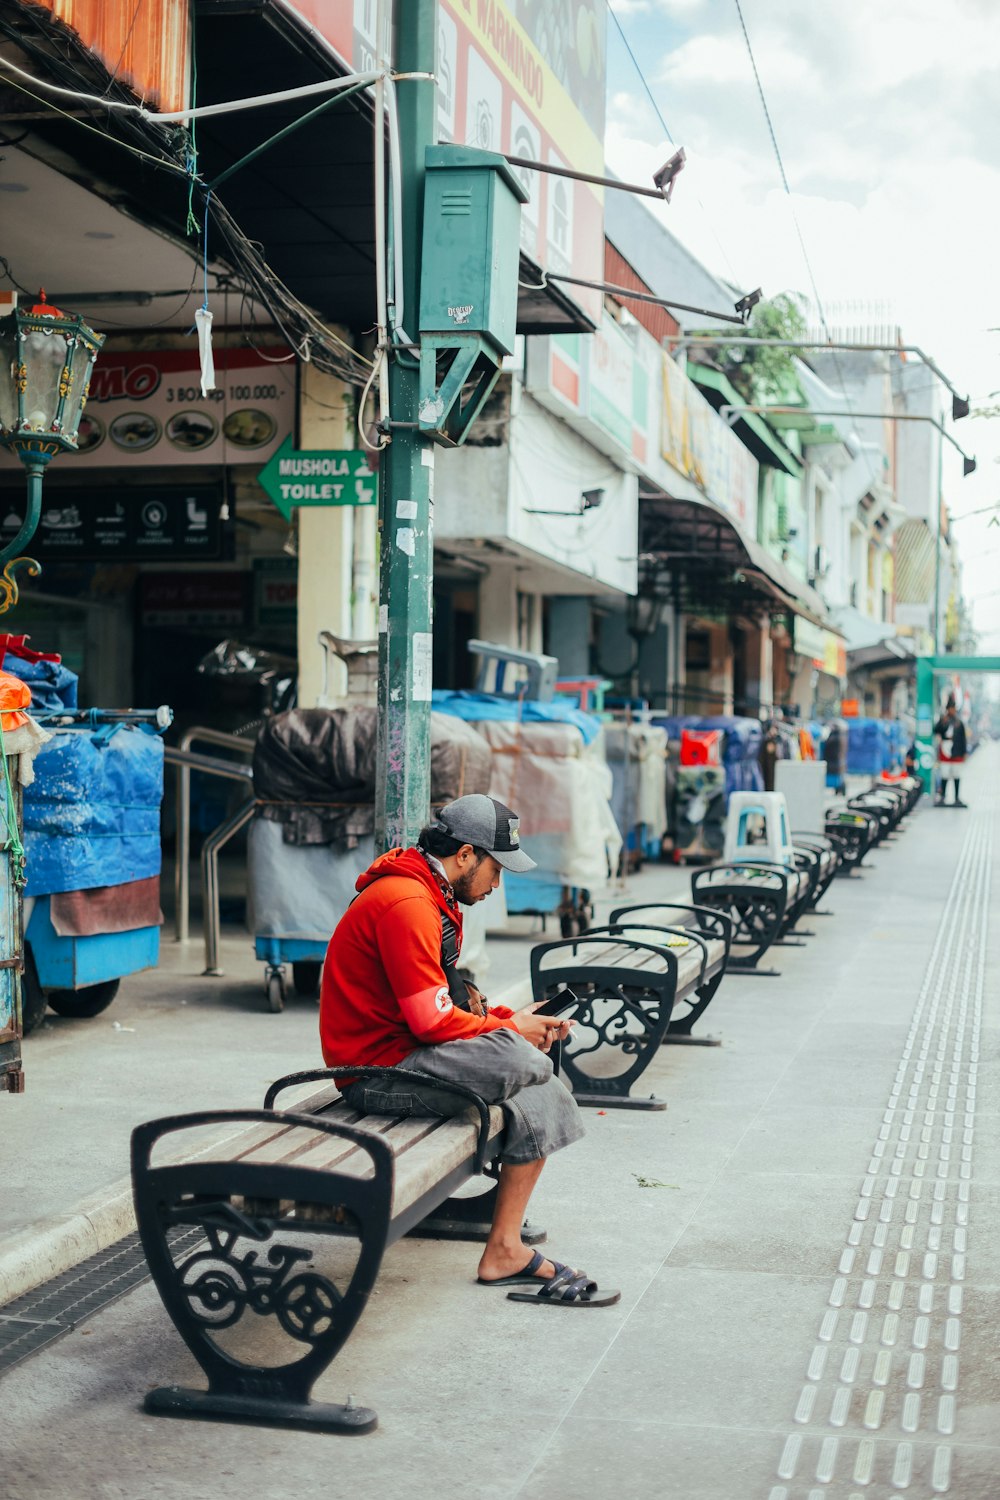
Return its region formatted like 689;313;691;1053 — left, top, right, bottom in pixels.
318;792;619;1307
933;696;968;807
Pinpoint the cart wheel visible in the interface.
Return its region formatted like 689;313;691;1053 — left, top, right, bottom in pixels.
20;947;49;1036
559;912;577;939
291;961;322;1000
265;968;286;1013
47;979;120;1019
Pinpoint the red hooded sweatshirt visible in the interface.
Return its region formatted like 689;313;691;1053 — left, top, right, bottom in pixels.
319;846;518;1069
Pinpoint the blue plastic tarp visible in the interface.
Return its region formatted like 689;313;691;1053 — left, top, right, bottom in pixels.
3;654;79;714
24;726;164;896
431;690;602;745
845;717;889;776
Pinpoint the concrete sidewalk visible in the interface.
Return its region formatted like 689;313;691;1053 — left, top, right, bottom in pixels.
0;844;692;1301
1;753;997;1500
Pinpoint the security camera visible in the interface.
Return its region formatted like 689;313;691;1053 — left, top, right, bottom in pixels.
734;287;762;321
652;148;686;203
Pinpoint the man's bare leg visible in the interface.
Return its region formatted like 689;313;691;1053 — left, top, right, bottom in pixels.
477;1158;556;1281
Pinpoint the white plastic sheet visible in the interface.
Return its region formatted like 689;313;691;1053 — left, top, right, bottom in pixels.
472;720;621;892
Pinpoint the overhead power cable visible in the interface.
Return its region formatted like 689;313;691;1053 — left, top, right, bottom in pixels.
0;28;372;386
606;1;742;288
732;0;881;496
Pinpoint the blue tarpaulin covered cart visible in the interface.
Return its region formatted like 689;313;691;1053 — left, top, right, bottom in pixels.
6;649;170;1031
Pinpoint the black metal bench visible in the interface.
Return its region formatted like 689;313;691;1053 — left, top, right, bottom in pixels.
131;1067;531;1438
608;902;733;1043
850;783;911;840
690;860;810;976
790;833;841;911
530;915;730;1110
825;807;880;871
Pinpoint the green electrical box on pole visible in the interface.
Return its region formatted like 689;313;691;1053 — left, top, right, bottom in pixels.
417;146;527;447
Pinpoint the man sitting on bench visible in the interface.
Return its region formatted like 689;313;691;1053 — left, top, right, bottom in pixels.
319;793;618;1307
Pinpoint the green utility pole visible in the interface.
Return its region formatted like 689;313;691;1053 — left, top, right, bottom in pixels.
932;419;944;655
374;0;436;852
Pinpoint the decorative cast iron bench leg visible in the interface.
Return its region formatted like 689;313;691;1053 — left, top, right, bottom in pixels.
536;966;676;1110
664;969;725;1046
690;881;785;977
132;1111;393;1435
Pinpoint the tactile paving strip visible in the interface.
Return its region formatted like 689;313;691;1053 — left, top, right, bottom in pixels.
767;807;992;1498
0;1226;202;1377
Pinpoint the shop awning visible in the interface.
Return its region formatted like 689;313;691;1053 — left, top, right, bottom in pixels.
688;365;804;477
639;489;829;624
846;637;917;672
0;0;597;354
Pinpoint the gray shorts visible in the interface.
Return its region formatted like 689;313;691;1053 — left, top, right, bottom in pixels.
342;1028;585;1164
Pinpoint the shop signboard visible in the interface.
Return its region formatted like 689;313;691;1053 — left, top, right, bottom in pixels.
794;618;847;680
140;572;248;629
284;0;606;327
539;317;650;467
257;439;377;518
660;352;758;535
824;633;847;680
32;0;189;112
0;346;296;474
254;557;298;627
528;319;759;540
794;617;826;663
2;485;224;562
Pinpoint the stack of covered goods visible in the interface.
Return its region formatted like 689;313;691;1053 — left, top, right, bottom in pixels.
249;707;495;988
699;716;765;797
604;722;669;866
1;637;166;1031
432;691;621;923
9;655;164;912
672;727;726;861
23;721;164;902
844;717;891;777
820;719;847;791
0;653;51;1080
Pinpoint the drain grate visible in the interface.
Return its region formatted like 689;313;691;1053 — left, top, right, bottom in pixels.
0;1225;202;1377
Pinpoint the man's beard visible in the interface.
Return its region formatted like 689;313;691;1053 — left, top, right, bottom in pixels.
452;864;485;905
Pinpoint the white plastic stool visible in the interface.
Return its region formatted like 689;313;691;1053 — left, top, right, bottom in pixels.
723;791;794;867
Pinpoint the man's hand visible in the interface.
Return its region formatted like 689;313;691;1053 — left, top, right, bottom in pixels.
514;1007;574;1052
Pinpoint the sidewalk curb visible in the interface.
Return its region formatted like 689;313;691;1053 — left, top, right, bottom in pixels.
0;1181;136;1307
0;974;536;1308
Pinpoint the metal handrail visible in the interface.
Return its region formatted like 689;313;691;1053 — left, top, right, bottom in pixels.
169;728;256;942
200;797;257;977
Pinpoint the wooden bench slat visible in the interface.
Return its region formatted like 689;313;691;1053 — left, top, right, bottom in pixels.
229;1100;362;1165
536;934;724;999
390;1106;505;1218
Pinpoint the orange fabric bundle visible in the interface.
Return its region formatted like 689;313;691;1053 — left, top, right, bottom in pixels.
0;668;31;732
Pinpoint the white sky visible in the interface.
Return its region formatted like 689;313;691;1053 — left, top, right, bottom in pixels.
605;0;1000;652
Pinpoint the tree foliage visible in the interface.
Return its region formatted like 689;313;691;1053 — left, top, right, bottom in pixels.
692;292;809;403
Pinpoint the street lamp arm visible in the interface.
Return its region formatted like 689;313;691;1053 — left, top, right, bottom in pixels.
526;270;749;326
674;335;970;416
719;406;976;469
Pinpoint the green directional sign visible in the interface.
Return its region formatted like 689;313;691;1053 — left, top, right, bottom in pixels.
257;436;378;519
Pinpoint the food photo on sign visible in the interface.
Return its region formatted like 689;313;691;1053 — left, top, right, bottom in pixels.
0;345;295;474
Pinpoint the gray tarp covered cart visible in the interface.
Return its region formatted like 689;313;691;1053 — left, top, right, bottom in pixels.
248;707;493;1010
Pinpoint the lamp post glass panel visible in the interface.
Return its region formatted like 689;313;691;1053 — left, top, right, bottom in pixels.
0;292;104;586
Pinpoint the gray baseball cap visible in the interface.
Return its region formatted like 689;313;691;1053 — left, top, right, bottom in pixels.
434;794;537;873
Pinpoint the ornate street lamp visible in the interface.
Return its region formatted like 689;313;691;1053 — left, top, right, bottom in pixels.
0;292;104;609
